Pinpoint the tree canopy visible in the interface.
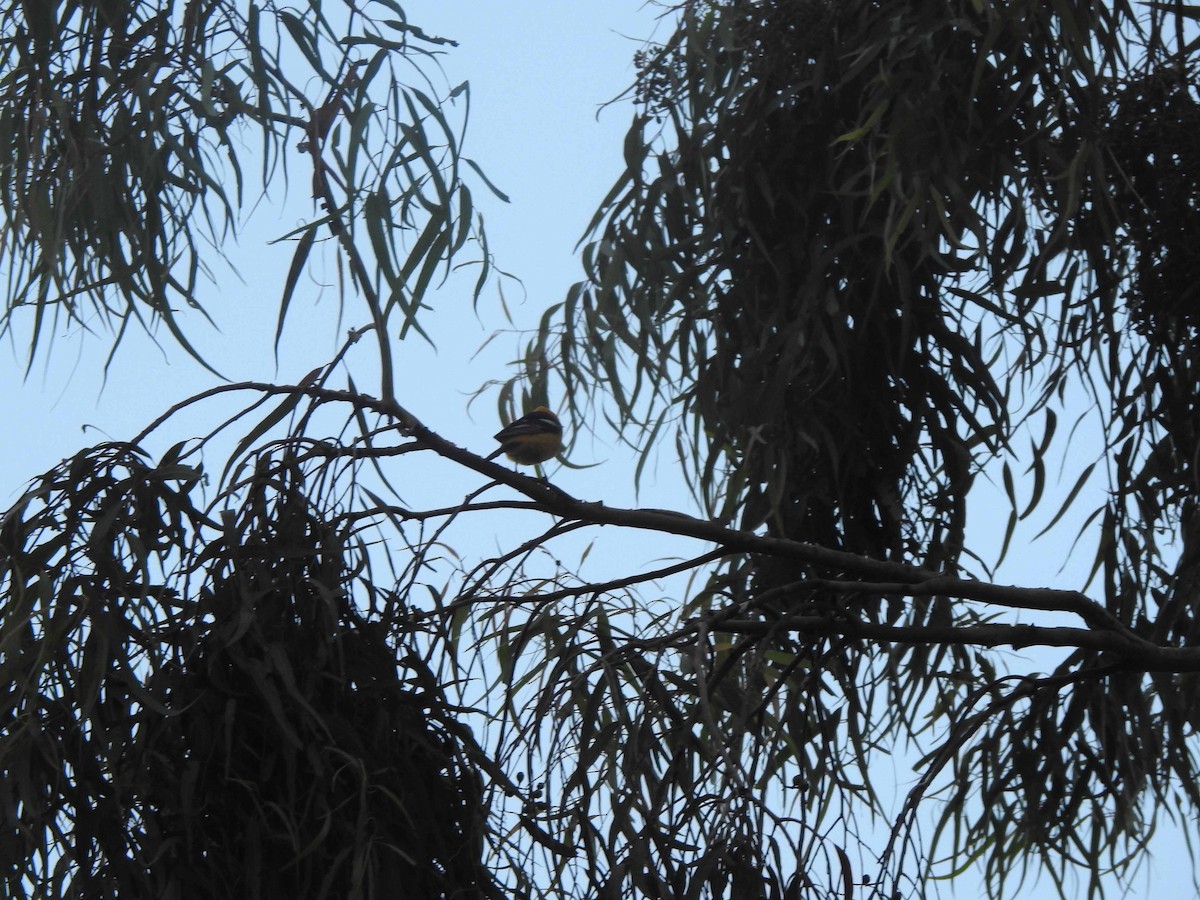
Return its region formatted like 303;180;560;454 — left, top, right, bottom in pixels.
3;1;1200;899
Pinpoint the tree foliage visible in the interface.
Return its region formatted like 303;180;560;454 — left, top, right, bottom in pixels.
1;442;500;898
516;0;1200;895
4;1;1200;899
0;0;489;376
1;1;512;897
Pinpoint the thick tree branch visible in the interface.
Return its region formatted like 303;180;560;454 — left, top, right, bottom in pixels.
132;383;1175;666
707;617;1200;670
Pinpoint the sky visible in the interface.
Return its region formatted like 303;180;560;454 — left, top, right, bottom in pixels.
0;2;1193;897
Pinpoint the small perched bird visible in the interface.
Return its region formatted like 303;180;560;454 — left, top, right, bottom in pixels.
487;406;564;466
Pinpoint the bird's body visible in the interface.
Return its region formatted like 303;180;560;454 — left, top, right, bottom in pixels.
488;407;563;466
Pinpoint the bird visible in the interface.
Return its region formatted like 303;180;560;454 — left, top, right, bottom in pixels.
487;406;564;466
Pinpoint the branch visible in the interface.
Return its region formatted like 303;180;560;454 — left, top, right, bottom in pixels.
128;382;1179;667
708;617;1200;669
493;494;1137;638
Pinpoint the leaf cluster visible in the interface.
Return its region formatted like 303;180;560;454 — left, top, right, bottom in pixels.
0;442;506;899
0;0;494;374
1;0;255;360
